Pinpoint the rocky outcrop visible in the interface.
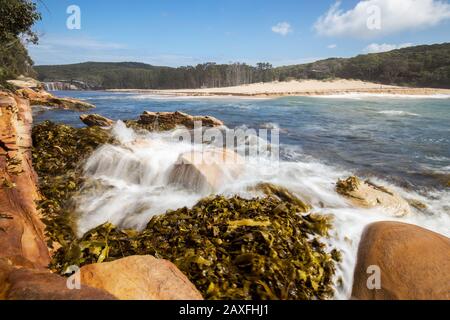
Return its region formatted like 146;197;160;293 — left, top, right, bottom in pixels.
138;110;224;130
79;256;203;300
352;222;450;300
0;92;50;267
15;87;95;111
0;91;117;300
80;114;114;127
0;258;116;300
7;77;42;90
169;148;242;193
336;176;411;217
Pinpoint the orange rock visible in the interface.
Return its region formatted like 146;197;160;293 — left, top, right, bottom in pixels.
352;222;450;300
80;255;203;300
0;92;50;267
0;258;116;300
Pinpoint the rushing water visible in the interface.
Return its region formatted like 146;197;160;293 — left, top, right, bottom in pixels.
34;91;450;299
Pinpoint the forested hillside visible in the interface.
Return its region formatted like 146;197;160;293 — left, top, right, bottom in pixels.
35;43;450;89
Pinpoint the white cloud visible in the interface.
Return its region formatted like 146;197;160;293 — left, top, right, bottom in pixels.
271;22;293;36
327;44;337;49
363;42;414;53
314;0;450;38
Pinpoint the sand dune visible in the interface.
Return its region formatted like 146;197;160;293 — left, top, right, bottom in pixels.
109;79;450;97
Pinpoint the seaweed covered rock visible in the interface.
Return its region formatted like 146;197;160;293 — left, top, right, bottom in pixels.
51;196;339;300
80;114;114;127
252;183;311;213
140;110;223;129
32;121;112;253
79;255;203;300
126;111;224;131
336;176;411;217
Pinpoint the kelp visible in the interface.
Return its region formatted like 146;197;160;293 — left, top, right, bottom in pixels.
123;119;176;132
32;121;112;250
51;195;340;300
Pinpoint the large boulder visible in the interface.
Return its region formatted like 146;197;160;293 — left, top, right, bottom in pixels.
0;258;116;300
80;114;114;127
168;148;243;193
336;176;411;216
79;255;203;300
16;87;95;111
352;222;450;300
139;110;224;130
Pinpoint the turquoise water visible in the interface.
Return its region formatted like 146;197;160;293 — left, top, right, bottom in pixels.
34;91;450;190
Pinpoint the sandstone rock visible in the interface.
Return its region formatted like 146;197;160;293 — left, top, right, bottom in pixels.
336;176;411;216
79;255;203;300
0;92;50;267
80;114;114;127
169;148;242;193
139;110;224;130
352;222;450;300
7;77;42;90
0;258;116;300
16;87;95;111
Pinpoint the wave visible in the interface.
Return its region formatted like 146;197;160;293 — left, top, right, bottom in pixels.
73;121;450;300
314;93;450;100
377;110;420;116
85;93;273;101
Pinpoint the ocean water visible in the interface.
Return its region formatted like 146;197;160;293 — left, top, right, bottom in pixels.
34;91;450;299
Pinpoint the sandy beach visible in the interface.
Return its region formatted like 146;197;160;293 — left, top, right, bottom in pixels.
108;79;450;97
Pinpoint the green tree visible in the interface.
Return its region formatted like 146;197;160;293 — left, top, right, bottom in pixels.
0;0;41;85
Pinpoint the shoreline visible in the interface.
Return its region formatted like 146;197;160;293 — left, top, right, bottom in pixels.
106;80;450;98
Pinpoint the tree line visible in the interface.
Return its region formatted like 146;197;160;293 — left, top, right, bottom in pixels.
35;61;277;90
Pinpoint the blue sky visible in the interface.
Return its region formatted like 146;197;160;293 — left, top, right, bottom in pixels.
29;0;450;67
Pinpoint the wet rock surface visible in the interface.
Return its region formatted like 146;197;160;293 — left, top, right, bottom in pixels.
336;176;411;216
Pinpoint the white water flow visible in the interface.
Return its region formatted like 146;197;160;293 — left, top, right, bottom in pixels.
74;121;450;300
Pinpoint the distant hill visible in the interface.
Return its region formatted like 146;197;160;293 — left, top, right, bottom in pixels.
35;43;450;89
